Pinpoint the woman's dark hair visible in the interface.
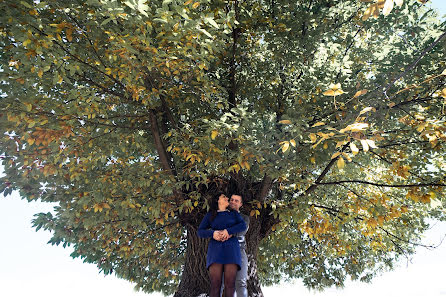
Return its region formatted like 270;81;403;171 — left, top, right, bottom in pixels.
210;192;224;222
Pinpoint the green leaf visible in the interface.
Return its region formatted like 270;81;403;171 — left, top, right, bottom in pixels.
205;17;219;29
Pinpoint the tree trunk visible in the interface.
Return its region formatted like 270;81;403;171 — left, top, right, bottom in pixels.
173;221;265;297
246;251;263;297
174;225;210;297
246;214;264;297
173;177;275;297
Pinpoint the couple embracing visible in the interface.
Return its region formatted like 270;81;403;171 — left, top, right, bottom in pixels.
198;193;249;297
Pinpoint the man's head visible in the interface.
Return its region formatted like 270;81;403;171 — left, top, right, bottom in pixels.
229;194;243;211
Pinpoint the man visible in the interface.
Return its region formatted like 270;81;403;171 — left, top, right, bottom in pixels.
228;194;249;297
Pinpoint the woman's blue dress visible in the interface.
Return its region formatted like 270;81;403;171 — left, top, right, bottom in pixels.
197;210;247;270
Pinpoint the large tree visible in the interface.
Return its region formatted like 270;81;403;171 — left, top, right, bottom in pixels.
1;0;445;296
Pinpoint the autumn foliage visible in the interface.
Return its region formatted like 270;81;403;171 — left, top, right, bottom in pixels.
1;0;445;296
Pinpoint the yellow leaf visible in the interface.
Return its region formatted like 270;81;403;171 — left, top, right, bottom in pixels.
359;106;376;115
429;191;436;199
331;152;341;159
350;142;359;155
24;102;32;112
323;83;344;96
323;90;335;96
279;119;292;124
27;138;35;145
360;139;369;152
420;194;431;204
367;218;378;228
377;216;385;225
281;141;290;153
353;89;368;98
342;152;352;162
309;133;317;143
211;130;218;140
66;28;73;42
363;4;378;21
337;156;345;169
290;139;296;147
339;123;369;133
310;157;316;164
38;69;43;78
94;203;103;212
184;0;193;4
336;140;346;148
312;121;325;127
441;88;446;98
192;2;200;8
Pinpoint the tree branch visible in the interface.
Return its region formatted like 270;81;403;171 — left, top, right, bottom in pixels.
228;0;240;108
148;110;175;175
384;29;446;94
257;174;273;202
301;143;349;196
317;180;446;188
379;226;442;249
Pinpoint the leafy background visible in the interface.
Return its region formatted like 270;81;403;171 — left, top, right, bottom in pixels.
1;0;445;296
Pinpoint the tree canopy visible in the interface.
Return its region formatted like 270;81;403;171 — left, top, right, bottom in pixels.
1;0;445;296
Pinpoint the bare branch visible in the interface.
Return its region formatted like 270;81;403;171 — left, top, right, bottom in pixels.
148;110;175;175
317;180;446;188
384;30;446;94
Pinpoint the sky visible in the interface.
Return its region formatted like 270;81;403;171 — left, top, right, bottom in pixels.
1;1;446;297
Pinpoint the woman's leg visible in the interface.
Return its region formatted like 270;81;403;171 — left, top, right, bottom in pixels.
209;263;224;297
223;264;238;297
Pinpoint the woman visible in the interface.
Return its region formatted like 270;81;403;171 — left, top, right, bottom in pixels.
198;193;247;297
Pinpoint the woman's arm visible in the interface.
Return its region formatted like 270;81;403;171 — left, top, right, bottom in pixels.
226;211;247;235
197;213;214;238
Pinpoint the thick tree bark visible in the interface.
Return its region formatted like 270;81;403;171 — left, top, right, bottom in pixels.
247;251;263;297
174;225;210;297
245;215;265;297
